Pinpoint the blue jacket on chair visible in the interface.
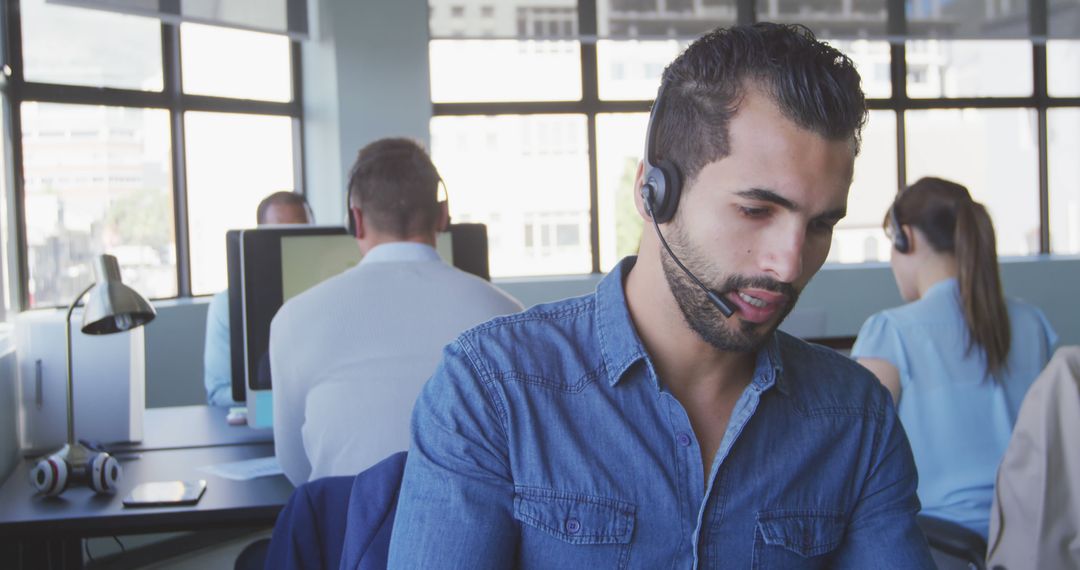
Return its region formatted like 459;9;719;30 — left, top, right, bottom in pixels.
265;452;407;570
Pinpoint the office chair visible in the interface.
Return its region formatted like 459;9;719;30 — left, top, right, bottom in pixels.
917;514;987;570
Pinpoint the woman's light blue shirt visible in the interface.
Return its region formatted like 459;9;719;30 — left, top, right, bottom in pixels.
852;278;1057;538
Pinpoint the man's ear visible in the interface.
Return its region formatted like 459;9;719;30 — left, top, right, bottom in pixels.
632;160;650;221
435;201;450;233
351;206;366;240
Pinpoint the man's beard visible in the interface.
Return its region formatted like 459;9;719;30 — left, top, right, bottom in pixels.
660;224;800;353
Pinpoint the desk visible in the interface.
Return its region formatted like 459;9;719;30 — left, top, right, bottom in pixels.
0;406;293;569
110;405;273;452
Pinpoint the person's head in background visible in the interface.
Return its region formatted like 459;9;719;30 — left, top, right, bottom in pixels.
257;191;314;226
887;176;1010;372
346;138;449;254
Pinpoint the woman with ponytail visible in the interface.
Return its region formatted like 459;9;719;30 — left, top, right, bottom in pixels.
852;177;1058;539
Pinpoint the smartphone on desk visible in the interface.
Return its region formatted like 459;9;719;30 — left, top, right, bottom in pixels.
122;480;207;508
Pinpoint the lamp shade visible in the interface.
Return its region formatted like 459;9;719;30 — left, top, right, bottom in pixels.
81;255;156;335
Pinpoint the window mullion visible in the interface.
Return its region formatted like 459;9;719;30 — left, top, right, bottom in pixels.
164;23;192;297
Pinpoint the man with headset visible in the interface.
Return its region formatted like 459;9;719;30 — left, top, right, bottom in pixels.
389;24;934;567
269;138;522;485
203;191;314;407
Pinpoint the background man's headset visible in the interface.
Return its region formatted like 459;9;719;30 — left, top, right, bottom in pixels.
29;447;121;497
344;147;448;239
640;80;736;318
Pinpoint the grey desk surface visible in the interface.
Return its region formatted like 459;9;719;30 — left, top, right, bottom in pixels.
107;405;273;452
0;406;292;539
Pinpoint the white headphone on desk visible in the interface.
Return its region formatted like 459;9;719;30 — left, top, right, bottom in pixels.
29;450;122;497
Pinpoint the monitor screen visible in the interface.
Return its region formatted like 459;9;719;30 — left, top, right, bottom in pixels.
227;224;489;403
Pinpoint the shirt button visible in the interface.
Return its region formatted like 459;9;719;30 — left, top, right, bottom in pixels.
677;433;692;447
566;518;581;534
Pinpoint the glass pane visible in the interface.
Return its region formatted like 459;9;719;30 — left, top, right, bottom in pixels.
1049;0;1080;38
186;113;295;295
1049;109;1080;254
596;113;647;272
906;40;1032;98
21;0;163;91
431;115;591;277
430;0;578;39
757;0;887;39
1048;40;1080;97
827;110;897;264
181;23;292;102
597;0;736;39
905;108;1039;257
22;103;176;308
430;40;582;102
598;38;889;101
596;40;684;101
907;0;1028;39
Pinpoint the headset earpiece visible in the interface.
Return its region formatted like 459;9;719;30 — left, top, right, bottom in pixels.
87;452;122;494
644;159;682;224
889;204;910;253
30;454;70;497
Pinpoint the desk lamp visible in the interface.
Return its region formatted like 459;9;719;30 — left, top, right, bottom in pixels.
29;254;156;497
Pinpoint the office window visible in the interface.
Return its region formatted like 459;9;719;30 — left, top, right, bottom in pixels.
906;109;1039;257
828;110;898;264
1047;41;1080;97
185;113;296;295
20;0;163;91
597;113;647;272
431;114;591;277
2;0;303;309
21;103;176;307
180;23;293;102
757;0;888;39
429;40;582;103
906;40;1032;98
417;0;1077;276
1049;109;1080;254
598;0;736;39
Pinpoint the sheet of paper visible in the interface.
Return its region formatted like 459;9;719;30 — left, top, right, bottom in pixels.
199;456;283;481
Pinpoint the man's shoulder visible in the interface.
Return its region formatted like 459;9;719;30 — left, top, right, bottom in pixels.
775;332;892;416
450;293;598;371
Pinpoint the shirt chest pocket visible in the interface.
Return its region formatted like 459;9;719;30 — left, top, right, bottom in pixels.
513;487;636;570
751;510;846;569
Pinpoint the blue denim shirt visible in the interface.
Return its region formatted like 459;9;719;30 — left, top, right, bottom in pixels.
389;258;933;569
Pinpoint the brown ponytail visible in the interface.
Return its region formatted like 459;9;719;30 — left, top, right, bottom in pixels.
954;200;1011;374
887;177;1012;374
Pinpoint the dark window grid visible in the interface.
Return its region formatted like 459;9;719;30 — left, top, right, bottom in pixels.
0;0;305;308
431;0;1075;275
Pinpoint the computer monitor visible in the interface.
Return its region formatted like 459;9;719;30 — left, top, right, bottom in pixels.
225;223;491;405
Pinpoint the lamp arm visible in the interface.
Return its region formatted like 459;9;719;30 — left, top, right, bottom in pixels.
65;283;95;448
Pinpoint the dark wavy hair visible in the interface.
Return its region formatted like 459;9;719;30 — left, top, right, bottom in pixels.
655;22;867;187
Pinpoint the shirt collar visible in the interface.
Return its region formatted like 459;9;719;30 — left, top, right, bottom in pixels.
359;242;442;266
923;277;958;300
595;256;786;395
595;257;650;387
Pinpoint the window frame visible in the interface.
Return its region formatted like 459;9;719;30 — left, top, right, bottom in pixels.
430;0;1080;276
0;0;305;309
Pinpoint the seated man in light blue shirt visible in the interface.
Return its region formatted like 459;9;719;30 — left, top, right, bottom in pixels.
203;191;312;406
388;24;934;568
